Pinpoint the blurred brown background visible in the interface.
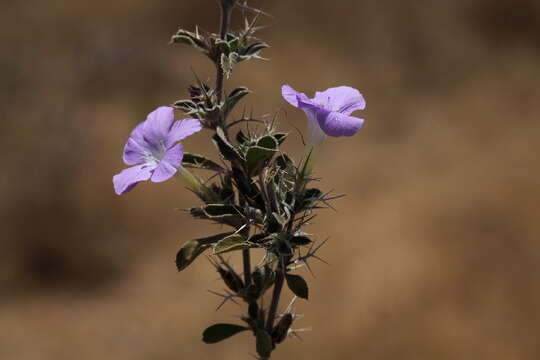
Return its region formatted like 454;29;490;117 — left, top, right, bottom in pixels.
1;0;540;359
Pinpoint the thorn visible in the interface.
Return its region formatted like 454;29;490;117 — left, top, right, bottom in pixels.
208;289;240;310
289;326;312;341
311;237;329;254
301;255;315;277
236;2;273;19
284;296;298;314
310;254;329;265
294;238;330;271
215;254;236;274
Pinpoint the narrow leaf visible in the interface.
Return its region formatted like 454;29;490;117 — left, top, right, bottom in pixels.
241;41;270;57
212;127;243;162
289;235;312;246
202;323;248;344
214;234;250;254
173;99;198;114
176;232;234;271
190;204;244;228
171;29;208;53
182;153;225;172
224;86;251;117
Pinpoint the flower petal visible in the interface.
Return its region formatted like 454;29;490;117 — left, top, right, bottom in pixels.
303;109;327;145
142;106;175;146
166;118;202;147
314;86;366;115
316;109;364;137
122;122;148;165
281;85;301;107
113;164;155;195
281;85;312;108
151;143;184;183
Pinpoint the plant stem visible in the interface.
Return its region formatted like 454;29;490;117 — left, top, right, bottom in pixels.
266;267;285;332
215;0;233;103
267;215;296;333
242;248;252;285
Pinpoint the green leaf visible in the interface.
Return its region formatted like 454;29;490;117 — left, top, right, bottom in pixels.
190;204;245;228
212;127;243;163
252;265;275;295
272;212;287;228
176;232;234;271
245;147;276;175
257;135;278;149
182;153;224;172
173;99;198;114
245;136;278;176
202;323;248;344
297;188;323;211
236;130;249;144
171;29;208;53
273;133;288;145
241;41;270;57
256;330;273;358
204;204;242;217
214;234;250;254
289;235;312;246
224;87;251;117
221;52;239;79
275;154;293;171
271;313;293;344
285;273;309;299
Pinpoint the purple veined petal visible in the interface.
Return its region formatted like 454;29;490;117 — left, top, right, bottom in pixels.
314;86;366;115
122;138;147;165
166;118;202;147
316;109;364;137
281;85;301;107
122;122;149;165
127;121;146;144
151;143;184;183
297;96;321;112
113;163;156;195
142;106;175;146
281;85;312;108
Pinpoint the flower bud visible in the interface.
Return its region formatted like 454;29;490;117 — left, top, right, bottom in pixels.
216;266;244;293
271;313;293;344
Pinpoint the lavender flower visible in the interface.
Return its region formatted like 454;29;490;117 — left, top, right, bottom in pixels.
113;106;202;195
281;85;366;145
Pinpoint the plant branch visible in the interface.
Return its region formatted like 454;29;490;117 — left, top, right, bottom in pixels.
266;265;285;332
242;248;252;285
215;0;234;103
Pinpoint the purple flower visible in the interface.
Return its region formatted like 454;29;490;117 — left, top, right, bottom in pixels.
281;85;366;144
113;106;202;195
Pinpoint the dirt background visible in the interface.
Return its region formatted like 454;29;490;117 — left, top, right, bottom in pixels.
1;0;540;359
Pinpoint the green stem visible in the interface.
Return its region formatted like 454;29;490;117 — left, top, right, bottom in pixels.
242;249;252;285
266;266;285;332
302;143;321;176
215;1;234;103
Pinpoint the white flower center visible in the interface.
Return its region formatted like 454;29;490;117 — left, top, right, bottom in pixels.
143;140;167;166
317;97;337;112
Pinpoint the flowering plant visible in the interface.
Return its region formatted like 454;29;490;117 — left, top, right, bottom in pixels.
113;1;366;358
